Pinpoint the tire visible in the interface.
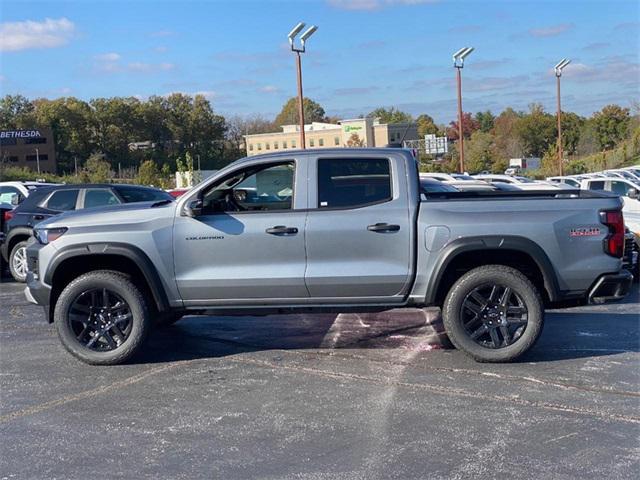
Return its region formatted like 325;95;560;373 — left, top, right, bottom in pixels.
156;312;184;327
9;240;28;283
54;270;152;365
442;265;544;363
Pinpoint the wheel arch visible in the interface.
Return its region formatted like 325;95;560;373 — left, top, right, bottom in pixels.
426;236;560;306
45;243;170;323
4;227;33;261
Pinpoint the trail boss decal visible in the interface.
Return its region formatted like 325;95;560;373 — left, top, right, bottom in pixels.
570;227;601;237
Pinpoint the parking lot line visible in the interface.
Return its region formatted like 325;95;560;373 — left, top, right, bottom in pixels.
0;360;190;424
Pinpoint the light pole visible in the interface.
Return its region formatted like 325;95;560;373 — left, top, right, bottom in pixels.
288;22;318;149
34;147;40;174
452;47;473;173
554;58;571;176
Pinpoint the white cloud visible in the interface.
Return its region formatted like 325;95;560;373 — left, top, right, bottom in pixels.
259;85;279;93
94;52;121;62
127;62;175;72
0;17;75;52
528;23;573;38
327;0;437;11
194;90;216;99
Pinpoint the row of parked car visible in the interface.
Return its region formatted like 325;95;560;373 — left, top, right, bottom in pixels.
419;166;640;282
0;181;173;282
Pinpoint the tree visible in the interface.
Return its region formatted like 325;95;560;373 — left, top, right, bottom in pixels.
475;111;495;133
592;104;630;150
367;107;412;124
465;131;495;173
515;103;556;157
560;111;585;156
447;112;480;140
83;153;111;182
137;160;161;186
416;114;439;137
346;133;364;147
493;107;524;162
0;94;35;129
274;97;326;126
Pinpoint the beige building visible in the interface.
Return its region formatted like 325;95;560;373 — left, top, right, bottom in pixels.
244;117;418;156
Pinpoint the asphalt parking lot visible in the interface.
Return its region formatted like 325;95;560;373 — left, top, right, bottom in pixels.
1;279;639;480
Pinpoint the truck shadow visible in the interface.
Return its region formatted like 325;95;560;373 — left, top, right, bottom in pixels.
135;308;639;365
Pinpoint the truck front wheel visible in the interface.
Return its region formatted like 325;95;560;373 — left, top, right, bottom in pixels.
442;265;544;363
54;271;152;365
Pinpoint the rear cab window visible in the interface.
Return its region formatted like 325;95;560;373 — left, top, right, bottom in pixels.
317;157;391;209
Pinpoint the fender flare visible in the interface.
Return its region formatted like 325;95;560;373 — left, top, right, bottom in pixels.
45;242;170;313
424;235;561;304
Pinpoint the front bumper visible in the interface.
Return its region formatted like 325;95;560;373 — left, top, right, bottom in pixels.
587;271;633;304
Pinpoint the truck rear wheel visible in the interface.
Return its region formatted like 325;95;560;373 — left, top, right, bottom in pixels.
54;271;152;365
442;265;544;363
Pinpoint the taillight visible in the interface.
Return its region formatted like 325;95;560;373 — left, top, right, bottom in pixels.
600;210;625;258
3;210;13;222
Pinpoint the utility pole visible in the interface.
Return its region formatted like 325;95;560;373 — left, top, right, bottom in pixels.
554;59;571;176
452;47;474;174
288;22;318;150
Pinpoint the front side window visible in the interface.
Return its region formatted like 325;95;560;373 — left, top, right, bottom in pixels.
317;158;391;209
202;162;295;214
84;189;121;208
46;190;78;211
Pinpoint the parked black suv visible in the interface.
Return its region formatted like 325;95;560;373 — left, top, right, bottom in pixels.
1;184;172;282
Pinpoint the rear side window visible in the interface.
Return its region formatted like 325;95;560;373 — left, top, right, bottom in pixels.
610;181;631;196
84;189;120;208
318;158;391;209
46;190;78;211
116;186;171;203
588;181;605;191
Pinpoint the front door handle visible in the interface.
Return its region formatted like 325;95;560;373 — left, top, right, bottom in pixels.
367;223;400;233
266;225;298;235
33;215;45;220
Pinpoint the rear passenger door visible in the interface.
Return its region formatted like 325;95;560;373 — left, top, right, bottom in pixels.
80;188;121;209
304;154;412;301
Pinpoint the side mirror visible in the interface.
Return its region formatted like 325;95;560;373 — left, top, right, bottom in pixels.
627;188;639;199
184;199;203;217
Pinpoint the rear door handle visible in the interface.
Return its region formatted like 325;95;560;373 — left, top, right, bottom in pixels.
367;223;400;233
266;225;298;235
33;215;45;220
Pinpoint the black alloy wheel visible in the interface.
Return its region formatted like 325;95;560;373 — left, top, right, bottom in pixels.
460;284;528;349
68;288;134;351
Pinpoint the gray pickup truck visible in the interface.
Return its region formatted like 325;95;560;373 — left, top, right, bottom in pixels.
24;148;633;365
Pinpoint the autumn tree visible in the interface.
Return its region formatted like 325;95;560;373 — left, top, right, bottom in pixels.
465;131;495;173
346;133;364;147
274;97;326;126
416;114;440;137
492;108;524;162
446;112;480;140
137;159;161;186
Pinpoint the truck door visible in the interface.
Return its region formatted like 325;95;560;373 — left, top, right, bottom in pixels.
304;154;412;300
173;159;309;304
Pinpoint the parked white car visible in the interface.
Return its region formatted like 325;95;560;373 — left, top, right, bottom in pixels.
580;177;640;215
419;173;492;191
473;174;567;190
0;181;59;206
546;176;582;188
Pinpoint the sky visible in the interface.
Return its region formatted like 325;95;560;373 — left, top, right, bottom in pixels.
0;0;638;124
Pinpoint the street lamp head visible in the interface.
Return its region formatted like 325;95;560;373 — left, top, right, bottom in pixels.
288;22;306;46
453;47;474;67
300;25;318;46
554;58;571;76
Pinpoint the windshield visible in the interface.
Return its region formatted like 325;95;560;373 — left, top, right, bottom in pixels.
514;176;536;183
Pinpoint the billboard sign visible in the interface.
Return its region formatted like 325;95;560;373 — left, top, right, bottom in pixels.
424;134;448;154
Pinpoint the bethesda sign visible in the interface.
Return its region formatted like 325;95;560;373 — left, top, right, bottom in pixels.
0;130;42;139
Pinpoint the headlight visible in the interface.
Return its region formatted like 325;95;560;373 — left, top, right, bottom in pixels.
34;227;68;245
